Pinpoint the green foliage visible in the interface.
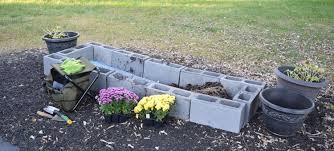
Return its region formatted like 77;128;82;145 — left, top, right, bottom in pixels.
44;26;68;39
286;60;325;82
99;103;114;115
153;110;169;122
100;100;136;116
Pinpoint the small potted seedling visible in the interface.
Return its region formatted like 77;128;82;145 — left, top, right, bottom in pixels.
42;26;80;53
134;94;175;128
274;60;328;101
98;87;138;123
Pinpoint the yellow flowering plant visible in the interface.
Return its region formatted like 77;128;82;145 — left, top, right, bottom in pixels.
134;94;176;122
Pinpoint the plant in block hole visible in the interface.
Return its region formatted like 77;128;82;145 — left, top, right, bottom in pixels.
134;94;175;127
98;87;138;123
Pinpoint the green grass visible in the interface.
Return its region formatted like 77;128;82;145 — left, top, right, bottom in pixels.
0;0;333;79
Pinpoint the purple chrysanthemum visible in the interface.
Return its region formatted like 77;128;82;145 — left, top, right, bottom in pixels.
98;87;139;105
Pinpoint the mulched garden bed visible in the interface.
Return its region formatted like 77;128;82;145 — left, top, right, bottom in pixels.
170;82;230;99
0;49;333;150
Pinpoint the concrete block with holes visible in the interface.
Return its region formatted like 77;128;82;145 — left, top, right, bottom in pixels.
89;67;116;92
145;83;192;120
179;67;222;87
128;76;154;99
57;44;94;60
110;50;150;77
93;45;120;66
190;94;246;133
43;53;68;75
143;58;185;85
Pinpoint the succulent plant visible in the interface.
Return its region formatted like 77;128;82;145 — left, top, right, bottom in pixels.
286;60;325;82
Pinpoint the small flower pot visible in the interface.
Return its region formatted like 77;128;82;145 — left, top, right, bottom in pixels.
111;114;120;123
42;31;80;54
153;120;164;128
274;66;328;101
118;114;131;123
104;115;113;124
260;88;314;137
143;118;154;127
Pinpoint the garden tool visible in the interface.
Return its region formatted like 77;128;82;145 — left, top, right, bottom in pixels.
43;106;73;125
36;111;65;122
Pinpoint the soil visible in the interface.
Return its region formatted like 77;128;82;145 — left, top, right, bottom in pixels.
0;49;333;151
170;82;230;99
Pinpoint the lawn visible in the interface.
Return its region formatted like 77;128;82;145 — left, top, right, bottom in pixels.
0;0;333;79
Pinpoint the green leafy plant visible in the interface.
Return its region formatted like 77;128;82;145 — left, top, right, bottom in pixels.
44;26;68;39
286;60;325;82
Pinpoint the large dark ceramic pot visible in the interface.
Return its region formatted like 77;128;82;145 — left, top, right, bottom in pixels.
274;66;328;101
43;31;79;54
260;88;314;137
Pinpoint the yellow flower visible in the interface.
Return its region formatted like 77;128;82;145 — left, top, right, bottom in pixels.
134;105;143;113
138;97;148;106
162;104;170;112
155;102;163;110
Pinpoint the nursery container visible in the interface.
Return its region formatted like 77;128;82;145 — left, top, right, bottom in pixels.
260;88;314;137
143;118;155;127
43;31;80;54
274;66;328;101
104;115;113;123
153;121;164;128
118;115;131;123
112;114;120;123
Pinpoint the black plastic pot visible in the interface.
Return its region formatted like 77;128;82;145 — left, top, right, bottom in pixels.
153;120;164;128
42;31;80;54
260;88;314;137
143;118;154;127
111;114;120;123
104;115;113;124
274;66;328;101
119;114;131;123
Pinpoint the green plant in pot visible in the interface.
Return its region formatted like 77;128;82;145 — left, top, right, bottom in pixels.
42;26;80;54
98;87;139;124
274;60;328;101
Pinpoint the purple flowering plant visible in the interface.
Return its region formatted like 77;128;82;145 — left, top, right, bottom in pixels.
98;87;139;115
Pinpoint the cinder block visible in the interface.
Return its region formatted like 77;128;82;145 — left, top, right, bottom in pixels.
93;45;120;65
128;76;153;99
43;53;67;75
145;83;173;96
143;58;185;85
243;79;266;89
170;89;192;121
57;44;94;60
179;67;222;87
106;70;134;88
220;76;247;97
110;50;149;77
190;94;246;133
89;67;116;92
232;85;261;126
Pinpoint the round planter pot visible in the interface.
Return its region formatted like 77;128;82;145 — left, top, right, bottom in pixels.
274;66;328;101
42;31;80;54
260;88;314;137
153;120;164;128
104;115;113;124
111;114;120;123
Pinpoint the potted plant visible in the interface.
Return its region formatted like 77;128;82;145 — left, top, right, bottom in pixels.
98;87;139;123
260;88;314;137
274;60;328;101
42;26;80;54
134;94;175;128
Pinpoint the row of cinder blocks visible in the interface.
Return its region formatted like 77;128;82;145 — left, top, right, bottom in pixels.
43;42;266;133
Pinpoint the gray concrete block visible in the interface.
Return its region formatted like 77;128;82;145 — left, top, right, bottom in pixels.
57;44;94;60
233;85;261;126
170;89;193;121
143;58;185;85
190;94;246;133
145;83;192;121
43;53;67;75
127;76;153;99
220;76;246;98
179;67;222;87
89;67;116;92
93;45;120;65
110;50;149;77
243;79;266;89
106;70;134;88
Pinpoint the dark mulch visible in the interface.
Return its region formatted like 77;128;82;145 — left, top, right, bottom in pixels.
170;82;230;99
0;50;333;151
